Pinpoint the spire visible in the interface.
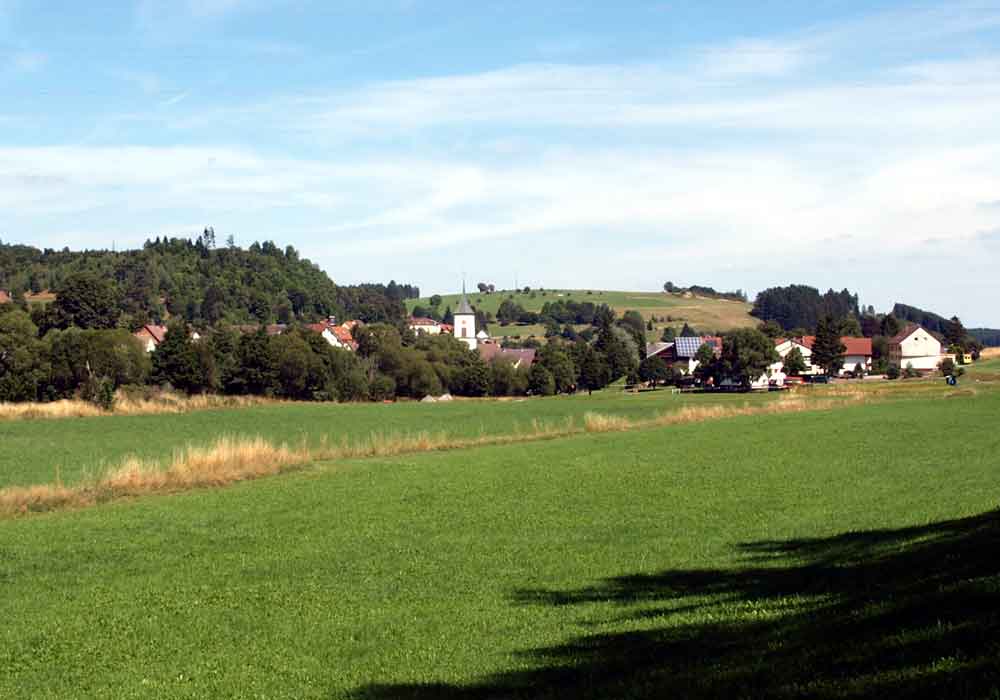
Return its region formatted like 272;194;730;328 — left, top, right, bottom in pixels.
457;279;474;315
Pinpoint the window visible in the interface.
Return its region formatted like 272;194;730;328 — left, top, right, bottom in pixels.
461;327;467;338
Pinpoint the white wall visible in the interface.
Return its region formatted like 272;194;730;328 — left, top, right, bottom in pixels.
892;327;942;370
453;313;477;350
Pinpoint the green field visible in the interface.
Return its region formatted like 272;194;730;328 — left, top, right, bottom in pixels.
0;389;783;489
407;289;756;338
2;379;998;698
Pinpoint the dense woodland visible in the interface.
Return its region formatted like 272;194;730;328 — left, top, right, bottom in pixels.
0;234;418;327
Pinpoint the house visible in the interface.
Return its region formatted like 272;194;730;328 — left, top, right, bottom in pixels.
408;317;443;335
772;336;873;377
669;336;722;374
645;342;674;360
133;324;168;352
889;325;943;372
306;320;358;351
478;341;536;369
133;324;201;353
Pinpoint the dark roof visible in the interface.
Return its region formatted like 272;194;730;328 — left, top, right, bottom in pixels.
456;293;474;315
890;324;921;345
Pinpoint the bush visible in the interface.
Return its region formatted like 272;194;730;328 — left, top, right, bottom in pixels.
939;358;956;376
81;375;116;411
903;363;921;379
886;365;900;380
369;374;396;401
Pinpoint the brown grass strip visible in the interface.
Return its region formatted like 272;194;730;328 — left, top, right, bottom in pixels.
0;394;284;422
1;393;871;519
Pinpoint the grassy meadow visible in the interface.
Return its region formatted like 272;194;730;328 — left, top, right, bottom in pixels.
1;377;998;698
406;289;756;338
0;388;790;490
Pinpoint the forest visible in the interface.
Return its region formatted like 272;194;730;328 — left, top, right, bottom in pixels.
0;233;418;327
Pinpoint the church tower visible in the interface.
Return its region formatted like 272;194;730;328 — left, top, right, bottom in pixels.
453;283;477;350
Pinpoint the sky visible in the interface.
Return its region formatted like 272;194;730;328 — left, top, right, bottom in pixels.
2;1;999;325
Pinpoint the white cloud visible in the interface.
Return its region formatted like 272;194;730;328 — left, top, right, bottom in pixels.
8;50;46;73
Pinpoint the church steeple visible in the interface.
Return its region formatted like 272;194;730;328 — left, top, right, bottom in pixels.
452;279;477;349
456;280;474;315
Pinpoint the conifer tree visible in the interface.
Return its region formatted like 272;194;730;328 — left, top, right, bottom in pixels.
811;316;846;376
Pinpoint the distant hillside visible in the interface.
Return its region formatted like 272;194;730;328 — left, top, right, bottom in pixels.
0;235;417;327
893;303;1000;346
407;289;755;338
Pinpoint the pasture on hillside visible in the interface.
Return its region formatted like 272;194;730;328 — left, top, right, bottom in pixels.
2;384;998;698
406;290;756;338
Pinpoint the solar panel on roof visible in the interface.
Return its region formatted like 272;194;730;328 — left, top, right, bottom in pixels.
674;336;706;358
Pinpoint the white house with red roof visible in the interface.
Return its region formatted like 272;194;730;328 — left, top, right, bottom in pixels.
408;317;443;335
133;324;168;352
306;320;359;351
772;335;873;376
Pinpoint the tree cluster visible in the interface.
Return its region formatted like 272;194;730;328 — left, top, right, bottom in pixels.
0;239;417;330
751;285;860;331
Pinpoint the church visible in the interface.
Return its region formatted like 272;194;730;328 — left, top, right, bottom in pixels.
451;284;489;350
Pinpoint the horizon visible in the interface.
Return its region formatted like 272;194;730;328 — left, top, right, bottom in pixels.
2;1;999;325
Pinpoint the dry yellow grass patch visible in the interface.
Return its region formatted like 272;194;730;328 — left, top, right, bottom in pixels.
0;394;282;422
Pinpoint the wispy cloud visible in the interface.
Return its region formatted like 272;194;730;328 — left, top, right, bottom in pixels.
7;49;46;73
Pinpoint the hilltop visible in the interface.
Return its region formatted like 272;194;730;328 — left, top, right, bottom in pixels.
407;289;756;339
0;235;417;327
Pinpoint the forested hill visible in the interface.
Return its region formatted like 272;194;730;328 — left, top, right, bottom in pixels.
0;234;418;327
893;303;1000;347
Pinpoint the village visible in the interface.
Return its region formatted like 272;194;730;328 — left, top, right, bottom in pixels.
124;281;961;395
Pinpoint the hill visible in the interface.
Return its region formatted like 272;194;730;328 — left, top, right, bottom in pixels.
893;302;1000;347
0;235;417;326
407;289;756;338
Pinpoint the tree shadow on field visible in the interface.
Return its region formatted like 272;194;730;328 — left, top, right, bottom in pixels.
349;509;1000;699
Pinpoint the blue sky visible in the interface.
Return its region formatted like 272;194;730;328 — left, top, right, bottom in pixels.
2;1;1000;325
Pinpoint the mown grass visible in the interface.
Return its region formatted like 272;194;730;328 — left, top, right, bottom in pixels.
1;389;998;698
407;289;756;336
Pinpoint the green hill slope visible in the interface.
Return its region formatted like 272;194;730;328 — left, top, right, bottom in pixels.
408;289;756;338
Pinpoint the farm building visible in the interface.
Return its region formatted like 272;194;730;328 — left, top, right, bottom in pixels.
478;341;536;369
889;325;944;372
133;324;168;353
306;320;359;351
408;317;443;335
133;324;201;353
772;336;873;376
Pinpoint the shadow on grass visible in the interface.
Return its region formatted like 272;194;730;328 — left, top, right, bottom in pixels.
350;509;1000;699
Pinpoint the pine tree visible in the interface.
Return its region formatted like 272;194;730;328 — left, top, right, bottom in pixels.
151;321;202;392
811;316;846;376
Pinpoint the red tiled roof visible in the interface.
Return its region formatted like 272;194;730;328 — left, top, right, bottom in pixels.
796;335;871;356
306;323;328;334
331;326;356;345
408;317;439;326
842;337;873;356
134;324;168;344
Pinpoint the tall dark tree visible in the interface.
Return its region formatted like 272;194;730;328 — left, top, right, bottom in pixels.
53;272;119;329
0;311;46;402
716;328;780;387
811;316;847;376
151;321;204;392
944;316;968;349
